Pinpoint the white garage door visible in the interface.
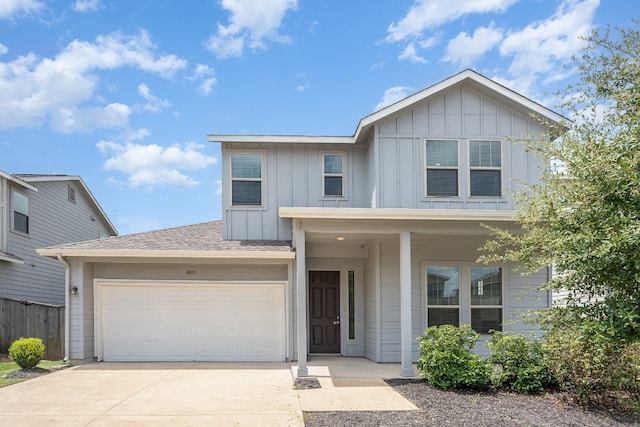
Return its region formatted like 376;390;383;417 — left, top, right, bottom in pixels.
98;283;285;362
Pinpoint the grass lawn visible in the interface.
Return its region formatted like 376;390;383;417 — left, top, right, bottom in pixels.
0;360;63;388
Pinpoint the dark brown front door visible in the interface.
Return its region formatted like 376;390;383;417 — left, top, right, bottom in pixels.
309;271;341;353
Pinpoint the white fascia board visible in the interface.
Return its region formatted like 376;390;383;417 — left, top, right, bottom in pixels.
0;171;38;192
208;135;354;145
0;252;25;264
36;248;295;260
279;207;516;222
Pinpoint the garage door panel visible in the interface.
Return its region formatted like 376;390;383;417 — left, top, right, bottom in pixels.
100;283;285;362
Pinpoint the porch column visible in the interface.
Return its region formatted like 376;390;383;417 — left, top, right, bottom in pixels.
400;231;414;377
296;229;308;377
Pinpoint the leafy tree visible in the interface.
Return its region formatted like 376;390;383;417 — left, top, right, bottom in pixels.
479;22;640;342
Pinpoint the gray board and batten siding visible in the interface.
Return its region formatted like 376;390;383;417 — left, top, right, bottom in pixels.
221;83;547;241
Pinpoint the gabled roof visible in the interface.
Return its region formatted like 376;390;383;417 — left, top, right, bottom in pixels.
208;69;566;146
15;174;118;236
37;221;293;260
0;170;38;192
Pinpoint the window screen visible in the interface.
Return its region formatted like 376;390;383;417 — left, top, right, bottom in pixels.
426;140;458;196
470;141;501;197
324;154;343;197
231;154;262;205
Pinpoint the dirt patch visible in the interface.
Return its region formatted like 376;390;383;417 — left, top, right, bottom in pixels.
295;377;322;390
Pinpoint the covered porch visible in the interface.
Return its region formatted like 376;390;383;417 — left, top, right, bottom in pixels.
279;207;534;378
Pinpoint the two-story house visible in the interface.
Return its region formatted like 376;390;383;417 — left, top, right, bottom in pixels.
1;171;117;357
38;70;563;376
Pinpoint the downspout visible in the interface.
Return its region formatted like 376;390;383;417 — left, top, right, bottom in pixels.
57;255;70;363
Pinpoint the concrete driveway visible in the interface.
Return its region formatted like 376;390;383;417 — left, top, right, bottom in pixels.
0;363;303;426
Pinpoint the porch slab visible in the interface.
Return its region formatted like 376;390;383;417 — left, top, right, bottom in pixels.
293;357;419;412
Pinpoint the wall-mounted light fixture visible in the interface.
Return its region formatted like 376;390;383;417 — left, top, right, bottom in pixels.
337;236;345;241
70;287;79;296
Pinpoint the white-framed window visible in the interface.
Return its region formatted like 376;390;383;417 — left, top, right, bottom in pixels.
425;139;458;197
426;266;460;327
469;140;501;197
231;153;262;206
323;153;343;197
424;263;503;334
12;190;29;234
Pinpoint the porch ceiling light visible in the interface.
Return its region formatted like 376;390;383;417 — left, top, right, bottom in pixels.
336;236;345;241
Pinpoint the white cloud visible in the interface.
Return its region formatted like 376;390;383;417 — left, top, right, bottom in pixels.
398;43;427;63
386;0;517;42
98;138;218;189
499;0;598;77
444;25;503;67
205;0;298;59
375;86;413;111
0;0;43;19
215;179;222;195
72;0;100;13
0;30;187;132
137;83;171;113
0;43;7;54
191;64;217;96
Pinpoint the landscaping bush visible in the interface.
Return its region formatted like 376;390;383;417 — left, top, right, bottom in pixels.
542;321;624;405
416;324;491;390
487;331;554;394
8;337;45;369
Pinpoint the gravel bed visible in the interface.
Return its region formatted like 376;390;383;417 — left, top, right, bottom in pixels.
304;378;640;427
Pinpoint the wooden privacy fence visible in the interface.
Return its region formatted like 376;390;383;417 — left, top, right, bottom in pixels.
0;298;64;361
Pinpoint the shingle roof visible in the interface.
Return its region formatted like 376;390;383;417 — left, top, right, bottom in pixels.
38;221;292;257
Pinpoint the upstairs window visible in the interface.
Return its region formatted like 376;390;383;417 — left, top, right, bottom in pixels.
426;140;458;196
231;153;262;206
323;154;343;197
470;140;501;197
12;190;29;234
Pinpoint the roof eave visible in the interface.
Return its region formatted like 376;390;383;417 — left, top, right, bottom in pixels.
279;207;516;222
36;249;295;260
208;135;354;145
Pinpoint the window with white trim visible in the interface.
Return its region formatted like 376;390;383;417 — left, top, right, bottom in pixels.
426;140;458;196
469;140;501;197
470;266;503;333
425;264;503;334
323;154;343;197
12;190;29;234
426;266;460;327
231;153;262;206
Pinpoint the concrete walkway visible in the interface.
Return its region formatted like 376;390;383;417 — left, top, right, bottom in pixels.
294;356;419;412
0;358;418;426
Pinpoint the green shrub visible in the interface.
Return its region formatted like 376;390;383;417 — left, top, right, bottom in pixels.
8;337;45;369
416;324;491;390
487;331;554;394
542;321;622;405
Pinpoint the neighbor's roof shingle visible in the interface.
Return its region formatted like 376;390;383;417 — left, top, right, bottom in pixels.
38;221;292;256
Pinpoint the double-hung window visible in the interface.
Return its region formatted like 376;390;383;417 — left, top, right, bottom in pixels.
426;140;458;196
323;154;343;197
470;267;503;333
470;140;501;197
231;153;262;206
426;266;460;327
12;190;29;234
425;264;503;334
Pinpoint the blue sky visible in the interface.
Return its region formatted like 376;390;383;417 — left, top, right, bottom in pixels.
0;0;630;235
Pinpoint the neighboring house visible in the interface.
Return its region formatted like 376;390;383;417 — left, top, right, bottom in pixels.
1;172;117;305
1;172;117;359
38;70;563;377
